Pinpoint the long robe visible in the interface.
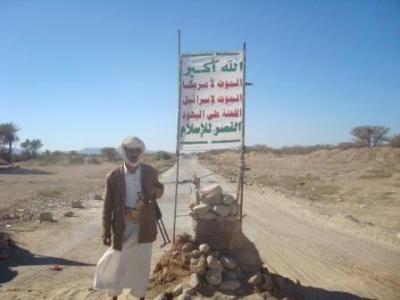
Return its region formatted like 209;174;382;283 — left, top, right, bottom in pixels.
93;164;153;298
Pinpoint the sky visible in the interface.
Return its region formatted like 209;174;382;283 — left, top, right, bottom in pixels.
1;0;399;151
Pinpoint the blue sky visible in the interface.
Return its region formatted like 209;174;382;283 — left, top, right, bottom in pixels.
1;0;399;151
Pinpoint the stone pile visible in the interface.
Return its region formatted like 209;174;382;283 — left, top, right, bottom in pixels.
189;184;238;222
188;184;240;250
151;233;280;299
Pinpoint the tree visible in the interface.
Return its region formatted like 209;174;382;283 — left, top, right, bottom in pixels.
0;122;20;161
351;126;389;148
20;139;43;158
101;147;118;161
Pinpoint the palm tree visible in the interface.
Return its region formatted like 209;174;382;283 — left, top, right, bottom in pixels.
0;122;20;162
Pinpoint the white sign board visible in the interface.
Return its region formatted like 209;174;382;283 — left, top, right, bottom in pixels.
179;52;244;151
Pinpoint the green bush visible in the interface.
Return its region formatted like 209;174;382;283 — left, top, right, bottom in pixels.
154;151;172;160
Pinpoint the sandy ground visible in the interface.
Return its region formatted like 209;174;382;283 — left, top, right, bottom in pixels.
0;156;400;299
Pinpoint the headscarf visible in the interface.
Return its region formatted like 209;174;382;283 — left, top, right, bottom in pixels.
120;136;145;167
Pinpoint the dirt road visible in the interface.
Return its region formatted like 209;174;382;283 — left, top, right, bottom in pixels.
1;157;399;299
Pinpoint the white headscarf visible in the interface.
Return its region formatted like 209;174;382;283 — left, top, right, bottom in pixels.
120;136;145;167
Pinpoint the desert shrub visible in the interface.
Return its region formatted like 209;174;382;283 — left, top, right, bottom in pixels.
87;156;101;164
390;134;400;148
154;151;172;160
101;147;118;161
12;151;31;162
68;155;85;164
351;126;390;148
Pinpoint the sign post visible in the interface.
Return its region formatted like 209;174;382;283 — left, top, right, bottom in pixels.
173;33;247;239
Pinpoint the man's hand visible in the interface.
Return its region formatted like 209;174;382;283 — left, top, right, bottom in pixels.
103;237;111;246
153;181;164;199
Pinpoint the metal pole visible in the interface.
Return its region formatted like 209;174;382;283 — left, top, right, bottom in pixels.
172;30;182;242
239;42;247;225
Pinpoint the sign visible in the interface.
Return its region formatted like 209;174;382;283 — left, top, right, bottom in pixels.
179;52;244;151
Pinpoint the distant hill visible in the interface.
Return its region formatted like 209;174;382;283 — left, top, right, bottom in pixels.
78;148;102;155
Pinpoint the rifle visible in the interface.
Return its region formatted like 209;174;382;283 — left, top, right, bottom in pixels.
154;201;171;246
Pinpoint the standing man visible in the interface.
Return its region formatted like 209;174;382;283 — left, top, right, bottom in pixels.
94;137;164;300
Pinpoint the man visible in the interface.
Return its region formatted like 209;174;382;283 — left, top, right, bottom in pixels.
94;137;164;300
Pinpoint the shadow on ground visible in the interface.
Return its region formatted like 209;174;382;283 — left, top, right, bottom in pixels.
0;166;53;175
0;244;94;283
198;229;375;300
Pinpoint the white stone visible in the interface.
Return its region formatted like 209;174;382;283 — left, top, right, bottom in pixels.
154;293;168;300
192;203;210;214
213;205;231;217
189;273;201;289
207;256;223;271
199;244;210;254
200;184;223;195
222;194;236;205
220;256;237;269
219;279;241;291
199;192;222;205
248;273;264;286
172;284;184;297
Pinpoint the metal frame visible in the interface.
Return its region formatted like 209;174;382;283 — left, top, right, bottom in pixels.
172;32;248;240
172;30;182;242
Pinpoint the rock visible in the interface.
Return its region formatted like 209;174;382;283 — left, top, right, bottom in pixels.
190;257;199;265
71;200;84;208
190;257;206;274
230;204;238;216
63;211;74;217
207;256;223;271
172;284;184;297
190;249;201;258
220;256;237;269
192;203;210;214
219;279;241;291
223;269;240;280
154;293;168;300
188;211;198;220
199;193;222;205
205;269;222;285
177;293;192;300
93;193;102;200
199;244;210;254
197;212;216;220
200;184;223;195
183;287;196;295
213;205;231;217
262;273;273;292
39;212;54;222
182;242;194;252
248;273;264;286
189;273;201;289
222;194;236;205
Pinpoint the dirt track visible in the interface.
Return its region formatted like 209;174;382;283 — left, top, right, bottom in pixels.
1;157;399;299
